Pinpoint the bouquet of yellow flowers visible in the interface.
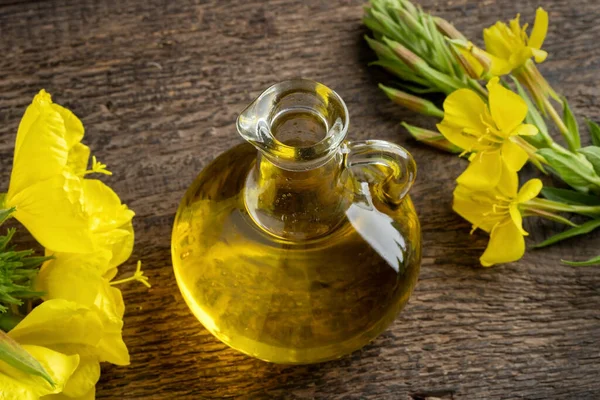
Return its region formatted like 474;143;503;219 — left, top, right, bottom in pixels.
364;0;600;266
0;91;149;399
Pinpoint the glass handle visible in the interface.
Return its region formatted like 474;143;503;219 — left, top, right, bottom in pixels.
342;140;417;205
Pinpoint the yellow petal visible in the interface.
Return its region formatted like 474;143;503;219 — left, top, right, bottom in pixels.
480;221;526;267
528;8;549;49
42;387;95;400
511;123;538;136
67;143;91;176
488;52;514;76
488;78;528;133
452;185;495;233
441;89;488;134
509;47;534;70
517;178;543;203
51;103;84;150
34;261;129;365
59;357;100;399
436;123;478;151
83;180;135;233
8;91;69;196
8;299;104;350
104;221;134;269
509;203;527;235
501;140;528;172
456;151;503;190
509;14;522;38
531;47;548;63
497;162;519;198
109;287;125;319
0;345;79;400
97;331;130;366
483;23;512;59
37;259;122;328
7;173;94;253
458;47;484;78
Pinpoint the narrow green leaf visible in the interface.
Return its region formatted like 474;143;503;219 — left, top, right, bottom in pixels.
537;148;600;192
578;146;600;175
586;119;600;147
562;97;581;151
541;187;600;206
0;330;54;386
562;255;600;266
0;207;15;226
511;77;550;147
521;209;579;227
534;218;600;248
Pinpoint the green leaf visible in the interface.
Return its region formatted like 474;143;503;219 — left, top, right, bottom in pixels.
541;187;600;206
534;218;600;248
562;98;581;151
0;207;14;226
511;77;550;147
0;330;54;386
0;228;48;313
586;119;600;147
562;255;600;266
537;148;600;192
578;146;600;175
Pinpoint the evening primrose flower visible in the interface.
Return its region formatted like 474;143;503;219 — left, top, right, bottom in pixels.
0;344;79;400
64;179;135;276
483;8;549;75
453;177;543;266
437;77;538;190
2;90;114;254
7;299;127;400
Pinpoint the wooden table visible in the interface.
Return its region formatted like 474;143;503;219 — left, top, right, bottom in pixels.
1;0;599;398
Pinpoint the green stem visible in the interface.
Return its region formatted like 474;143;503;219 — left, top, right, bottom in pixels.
467;78;488;100
513;136;548;173
543;96;574;148
523;198;600;217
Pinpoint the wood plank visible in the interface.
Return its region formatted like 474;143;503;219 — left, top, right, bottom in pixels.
0;0;599;398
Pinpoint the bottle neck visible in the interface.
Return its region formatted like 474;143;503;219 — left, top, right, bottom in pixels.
244;150;352;240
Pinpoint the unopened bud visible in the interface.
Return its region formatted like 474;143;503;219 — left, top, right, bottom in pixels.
395;8;422;34
380;84;444;118
383;37;426;70
449;39;492;72
434;17;466;40
448;41;484;79
401;122;462;154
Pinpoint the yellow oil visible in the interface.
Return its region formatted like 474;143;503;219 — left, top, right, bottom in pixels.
172;142;421;364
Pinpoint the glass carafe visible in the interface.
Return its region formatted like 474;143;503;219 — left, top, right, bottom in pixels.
172;79;421;364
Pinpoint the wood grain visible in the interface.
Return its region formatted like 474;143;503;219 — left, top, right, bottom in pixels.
1;0;599;398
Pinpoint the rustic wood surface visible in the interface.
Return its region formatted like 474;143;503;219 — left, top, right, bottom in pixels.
1;0;599;398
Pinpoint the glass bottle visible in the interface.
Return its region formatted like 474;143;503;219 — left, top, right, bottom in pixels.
172;79;421;364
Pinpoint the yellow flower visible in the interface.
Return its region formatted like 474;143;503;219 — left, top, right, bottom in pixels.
0;344;79;400
47;179;135;279
437;77;538;190
483;8;549;75
3;90;114;254
7;299;127;400
453;176;543;266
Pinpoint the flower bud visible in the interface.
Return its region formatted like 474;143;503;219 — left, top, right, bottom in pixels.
434;17;466;40
380;85;444;118
401;122;462;153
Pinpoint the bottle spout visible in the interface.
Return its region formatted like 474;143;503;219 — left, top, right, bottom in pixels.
236;79;349;170
236;94;276;153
